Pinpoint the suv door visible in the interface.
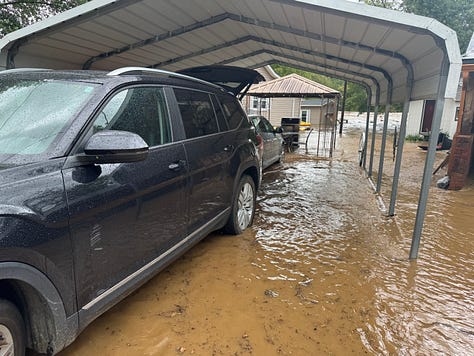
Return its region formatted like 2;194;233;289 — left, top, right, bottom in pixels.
62;86;188;313
172;88;231;232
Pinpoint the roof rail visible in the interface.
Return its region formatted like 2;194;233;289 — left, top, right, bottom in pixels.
0;68;49;74
107;66;222;89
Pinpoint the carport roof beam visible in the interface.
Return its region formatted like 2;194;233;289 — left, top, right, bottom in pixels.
150;35;393;94
251;59;375;102
219;48;382;99
82;13;232;69
79;11;414;78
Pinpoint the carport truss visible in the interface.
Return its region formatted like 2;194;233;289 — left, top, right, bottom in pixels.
0;0;462;258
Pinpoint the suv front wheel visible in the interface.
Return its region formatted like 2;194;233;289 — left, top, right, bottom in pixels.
224;175;256;235
0;299;25;356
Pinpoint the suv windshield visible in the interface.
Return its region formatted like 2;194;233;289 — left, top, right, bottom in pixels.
0;78;97;164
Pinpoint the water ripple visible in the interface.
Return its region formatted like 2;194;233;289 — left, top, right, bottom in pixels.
252;140;474;354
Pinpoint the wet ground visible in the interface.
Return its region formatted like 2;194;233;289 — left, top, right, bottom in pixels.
59;129;473;355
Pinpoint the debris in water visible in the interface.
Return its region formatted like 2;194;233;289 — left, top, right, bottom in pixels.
298;278;313;287
264;289;279;297
437;175;450;189
177;346;186;353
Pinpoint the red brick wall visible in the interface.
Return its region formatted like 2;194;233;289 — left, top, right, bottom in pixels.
448;134;474;190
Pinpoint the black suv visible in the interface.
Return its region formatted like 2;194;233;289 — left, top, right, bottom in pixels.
0;66;262;355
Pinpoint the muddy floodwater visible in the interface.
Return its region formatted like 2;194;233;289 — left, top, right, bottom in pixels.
59;129;474;355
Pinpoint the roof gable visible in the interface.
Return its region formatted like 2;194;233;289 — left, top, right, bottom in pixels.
248;73;339;98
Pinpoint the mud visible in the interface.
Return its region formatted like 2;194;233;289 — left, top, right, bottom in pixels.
59;129;474;355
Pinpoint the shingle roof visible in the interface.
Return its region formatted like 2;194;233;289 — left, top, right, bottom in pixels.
247;73;340;98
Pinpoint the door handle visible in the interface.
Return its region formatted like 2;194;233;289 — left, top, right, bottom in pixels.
168;160;185;171
224;145;234;152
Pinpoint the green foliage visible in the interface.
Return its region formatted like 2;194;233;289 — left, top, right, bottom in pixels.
402;0;473;53
365;0;401;10
365;0;474;53
0;0;87;37
405;134;424;142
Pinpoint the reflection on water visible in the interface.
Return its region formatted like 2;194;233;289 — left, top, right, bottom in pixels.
59;131;473;355
256;132;474;354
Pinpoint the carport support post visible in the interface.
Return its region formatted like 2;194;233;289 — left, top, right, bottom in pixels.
333;96;340;149
388;99;409;215
410;58;449;259
389;70;414;216
363;88;372;169
376;104;391;192
368;89;380;178
339;81;347;135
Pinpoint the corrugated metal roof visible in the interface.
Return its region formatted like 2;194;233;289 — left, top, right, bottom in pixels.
0;0;462;105
248;73;339;98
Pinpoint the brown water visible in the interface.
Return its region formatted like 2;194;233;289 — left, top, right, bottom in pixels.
59;131;474;355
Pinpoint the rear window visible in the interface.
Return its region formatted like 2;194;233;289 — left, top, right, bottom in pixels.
174;88;218;139
219;94;247;130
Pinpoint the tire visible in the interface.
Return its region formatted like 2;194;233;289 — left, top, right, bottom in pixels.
0;299;26;356
224;175;256;235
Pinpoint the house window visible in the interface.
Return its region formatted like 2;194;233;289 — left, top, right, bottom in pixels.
301;109;310;123
250;96;269;111
252;97;259;110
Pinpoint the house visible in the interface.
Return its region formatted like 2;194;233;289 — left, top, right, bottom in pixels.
243;66;339;128
406;85;461;138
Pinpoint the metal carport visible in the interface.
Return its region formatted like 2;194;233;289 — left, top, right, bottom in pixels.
0;0;462;258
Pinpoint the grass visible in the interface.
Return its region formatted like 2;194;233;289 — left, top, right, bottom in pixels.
405;134;425;142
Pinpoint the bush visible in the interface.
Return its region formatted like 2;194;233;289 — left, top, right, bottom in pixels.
405;134;424;142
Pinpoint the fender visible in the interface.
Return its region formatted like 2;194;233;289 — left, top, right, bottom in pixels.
0;262;78;353
232;142;261;189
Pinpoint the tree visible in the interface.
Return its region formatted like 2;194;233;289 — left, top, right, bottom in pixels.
0;0;87;37
364;0;402;10
365;0;474;53
401;0;474;53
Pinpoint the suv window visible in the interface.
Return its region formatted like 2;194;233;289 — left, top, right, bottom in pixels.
211;94;228;131
91;87;171;147
174;88;218;139
219;94;246;130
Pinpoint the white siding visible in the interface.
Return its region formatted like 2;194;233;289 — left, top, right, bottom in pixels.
440;98;458;138
407;100;424;135
407;99;458;137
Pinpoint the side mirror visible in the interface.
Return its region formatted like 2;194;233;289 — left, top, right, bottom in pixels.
80;130;149;164
275;126;283;133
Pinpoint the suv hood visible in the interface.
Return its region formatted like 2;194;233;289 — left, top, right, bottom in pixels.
177;65;264;100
